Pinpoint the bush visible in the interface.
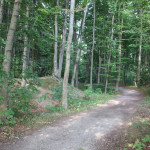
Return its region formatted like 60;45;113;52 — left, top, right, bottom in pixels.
0;69;40;125
84;85;93;100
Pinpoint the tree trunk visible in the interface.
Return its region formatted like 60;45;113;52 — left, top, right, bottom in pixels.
22;6;29;87
75;63;79;87
137;9;143;87
115;1;124;91
84;54;90;84
71;3;88;86
2;0;22;107
97;50;102;84
90;1;95;87
105;52;111;94
53;0;59;77
57;0;68;78
105;0;118;93
62;0;75;109
0;0;4;24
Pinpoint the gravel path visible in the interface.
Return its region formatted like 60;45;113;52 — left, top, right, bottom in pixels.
1;87;144;150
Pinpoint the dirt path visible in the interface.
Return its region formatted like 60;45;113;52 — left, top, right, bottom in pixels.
1;87;144;150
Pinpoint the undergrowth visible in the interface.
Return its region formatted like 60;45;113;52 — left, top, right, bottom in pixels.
0;81;117;143
123;96;150;150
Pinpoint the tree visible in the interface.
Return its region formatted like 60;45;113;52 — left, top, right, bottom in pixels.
137;8;143;87
57;0;68;78
0;0;4;24
71;2;88;86
53;0;59;77
2;0;22;107
22;6;30;87
62;0;75;109
115;1;124;91
90;1;95;87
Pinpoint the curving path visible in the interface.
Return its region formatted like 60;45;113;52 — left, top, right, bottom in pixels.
1;87;144;150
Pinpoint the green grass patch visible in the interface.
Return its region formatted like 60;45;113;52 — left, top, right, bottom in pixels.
40;77;60;90
139;87;150;96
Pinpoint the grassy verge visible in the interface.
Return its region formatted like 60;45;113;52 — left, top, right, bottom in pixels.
121;87;150;150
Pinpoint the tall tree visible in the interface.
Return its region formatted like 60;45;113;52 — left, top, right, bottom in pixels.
57;0;68;78
0;0;4;24
22;6;29;87
90;1;95;87
53;0;59;77
137;8;143;87
2;0;22;107
71;3;88;86
62;0;75;109
115;1;124;91
105;0;118;93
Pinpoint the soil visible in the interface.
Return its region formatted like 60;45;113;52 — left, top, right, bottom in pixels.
0;87;144;150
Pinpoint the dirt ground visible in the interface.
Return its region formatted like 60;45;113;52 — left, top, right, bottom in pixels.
0;87;144;150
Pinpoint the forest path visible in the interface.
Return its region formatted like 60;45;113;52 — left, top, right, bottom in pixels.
1;87;144;150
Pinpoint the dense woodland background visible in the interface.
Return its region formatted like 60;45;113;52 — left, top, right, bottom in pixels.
0;0;150;110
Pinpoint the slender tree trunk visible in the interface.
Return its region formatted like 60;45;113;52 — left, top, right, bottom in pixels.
137;8;143;87
115;1;124;91
90;1;95;87
105;52;111;93
2;0;22;107
22;6;29;87
75;63;79;87
0;0;4;53
144;50;148;67
53;0;59;77
71;3;88;86
58;0;68;78
62;0;75;109
84;54;90;84
0;0;4;24
97;49;102;84
105;0;118;93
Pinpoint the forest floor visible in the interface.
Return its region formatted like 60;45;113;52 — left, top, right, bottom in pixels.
0;87;147;150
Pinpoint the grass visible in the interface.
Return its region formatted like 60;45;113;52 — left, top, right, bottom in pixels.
40;77;60;90
139;86;150;96
122;94;150;150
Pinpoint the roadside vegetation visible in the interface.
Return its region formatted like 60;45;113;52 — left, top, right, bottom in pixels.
123;87;150;150
123;95;150;149
0;77;117;143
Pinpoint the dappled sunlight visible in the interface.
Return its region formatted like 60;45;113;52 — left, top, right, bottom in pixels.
95;133;104;139
1;87;143;150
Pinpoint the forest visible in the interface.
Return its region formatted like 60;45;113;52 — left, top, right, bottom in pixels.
0;0;150;149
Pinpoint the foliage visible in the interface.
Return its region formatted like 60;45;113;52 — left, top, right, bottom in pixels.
132;135;150;150
0;69;40;125
123;95;150;150
51;84;63;101
83;85;93;100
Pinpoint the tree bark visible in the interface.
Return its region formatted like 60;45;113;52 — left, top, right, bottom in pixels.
0;0;4;24
97;50;102;84
71;3;88;86
90;1;95;87
105;0;118;93
2;0;22;107
22;6;29;87
137;8;143;87
53;0;59;77
115;1;124;91
57;0;68;78
62;0;75;109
